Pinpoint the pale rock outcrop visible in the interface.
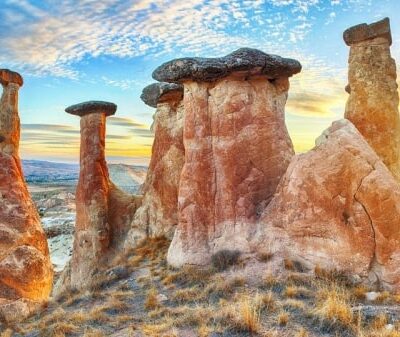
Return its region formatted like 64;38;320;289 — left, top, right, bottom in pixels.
152;48;301;267
0;69;53;321
126;83;184;245
60;101;141;291
255;119;400;290
344;18;400;181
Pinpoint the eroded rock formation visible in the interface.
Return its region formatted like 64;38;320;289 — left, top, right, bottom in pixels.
0;69;53;321
126;83;184;244
344;18;400;181
255;119;400;289
61;101;141;291
152;48;301;267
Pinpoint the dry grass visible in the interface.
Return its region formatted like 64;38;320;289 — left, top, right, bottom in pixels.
313;282;353;327
145;287;160;310
277;311;289;326
296;327;309;337
223;294;262;333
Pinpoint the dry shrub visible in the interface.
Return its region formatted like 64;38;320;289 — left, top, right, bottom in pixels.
211;250;241;271
223;294;261;333
313;282;353;328
296;327;309;337
277;311;289;326
145;288;159;310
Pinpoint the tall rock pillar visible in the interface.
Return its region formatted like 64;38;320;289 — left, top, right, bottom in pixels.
0;69;53;321
65;101;140;291
127;83;184;245
153;48;301;267
344;18;400;181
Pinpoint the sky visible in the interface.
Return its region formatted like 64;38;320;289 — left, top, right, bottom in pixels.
1;0;400;164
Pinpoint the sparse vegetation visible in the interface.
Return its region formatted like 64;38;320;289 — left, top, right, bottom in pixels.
3;236;400;336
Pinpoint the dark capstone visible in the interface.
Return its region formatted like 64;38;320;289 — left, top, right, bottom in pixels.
0;69;23;87
152;48;302;83
343;17;392;46
345;84;351;94
140;82;183;108
65;101;117;117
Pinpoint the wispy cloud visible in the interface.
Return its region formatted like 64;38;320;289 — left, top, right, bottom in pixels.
0;0;363;78
20;122;154;162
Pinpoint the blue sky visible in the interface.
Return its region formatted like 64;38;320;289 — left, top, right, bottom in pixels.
1;0;399;164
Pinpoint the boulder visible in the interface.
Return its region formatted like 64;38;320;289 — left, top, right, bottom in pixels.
255;120;400;290
126;83;184;246
344;18;400;181
0;69;53;320
60;101;141;291
157;48;300;267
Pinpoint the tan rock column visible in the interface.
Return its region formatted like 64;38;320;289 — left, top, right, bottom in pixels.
0;69;53;321
65;101;140;291
344;18;400;181
127;83;184;245
153;48;301;267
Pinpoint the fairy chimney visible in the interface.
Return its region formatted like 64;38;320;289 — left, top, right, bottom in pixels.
64;101;140;291
153;48;301;267
344;18;400;181
0;69;53;321
127;83;184;245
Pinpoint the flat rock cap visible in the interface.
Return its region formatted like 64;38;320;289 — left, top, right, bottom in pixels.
152;48;302;83
65;101;117;117
343;17;391;46
140;82;183;108
0;69;23;87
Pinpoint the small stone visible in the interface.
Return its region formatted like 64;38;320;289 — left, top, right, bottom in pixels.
365;292;379;301
156;294;168;302
386;324;394;331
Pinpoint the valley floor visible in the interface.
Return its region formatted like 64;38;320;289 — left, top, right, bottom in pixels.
1;237;400;337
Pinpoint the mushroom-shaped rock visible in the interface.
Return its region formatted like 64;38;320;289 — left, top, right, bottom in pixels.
0;69;23;87
255;119;400;290
153;48;302;83
65;101;116;117
344;18;400;181
343;17;392;46
140;82;183;108
164;48;300;267
0;70;53;322
125;83;185;247
59;101;141;292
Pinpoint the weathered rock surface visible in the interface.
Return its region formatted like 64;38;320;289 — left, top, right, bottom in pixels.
162;49;299;267
0;69;53;319
255;120;400;290
126;83;184;246
153;48;301;83
61;101;141;291
344;18;400;181
140;82;183;108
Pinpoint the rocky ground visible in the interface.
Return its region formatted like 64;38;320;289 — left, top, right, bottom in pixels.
1;237;400;337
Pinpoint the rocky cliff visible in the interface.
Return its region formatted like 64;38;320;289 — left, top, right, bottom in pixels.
0;69;53;322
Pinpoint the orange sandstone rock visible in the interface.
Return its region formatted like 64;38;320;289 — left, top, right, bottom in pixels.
344;18;400;181
153;49;301;267
127;83;184;245
256;120;400;289
0;69;53;321
62;101;141;291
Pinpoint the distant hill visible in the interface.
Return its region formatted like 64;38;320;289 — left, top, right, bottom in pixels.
22;160;147;194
